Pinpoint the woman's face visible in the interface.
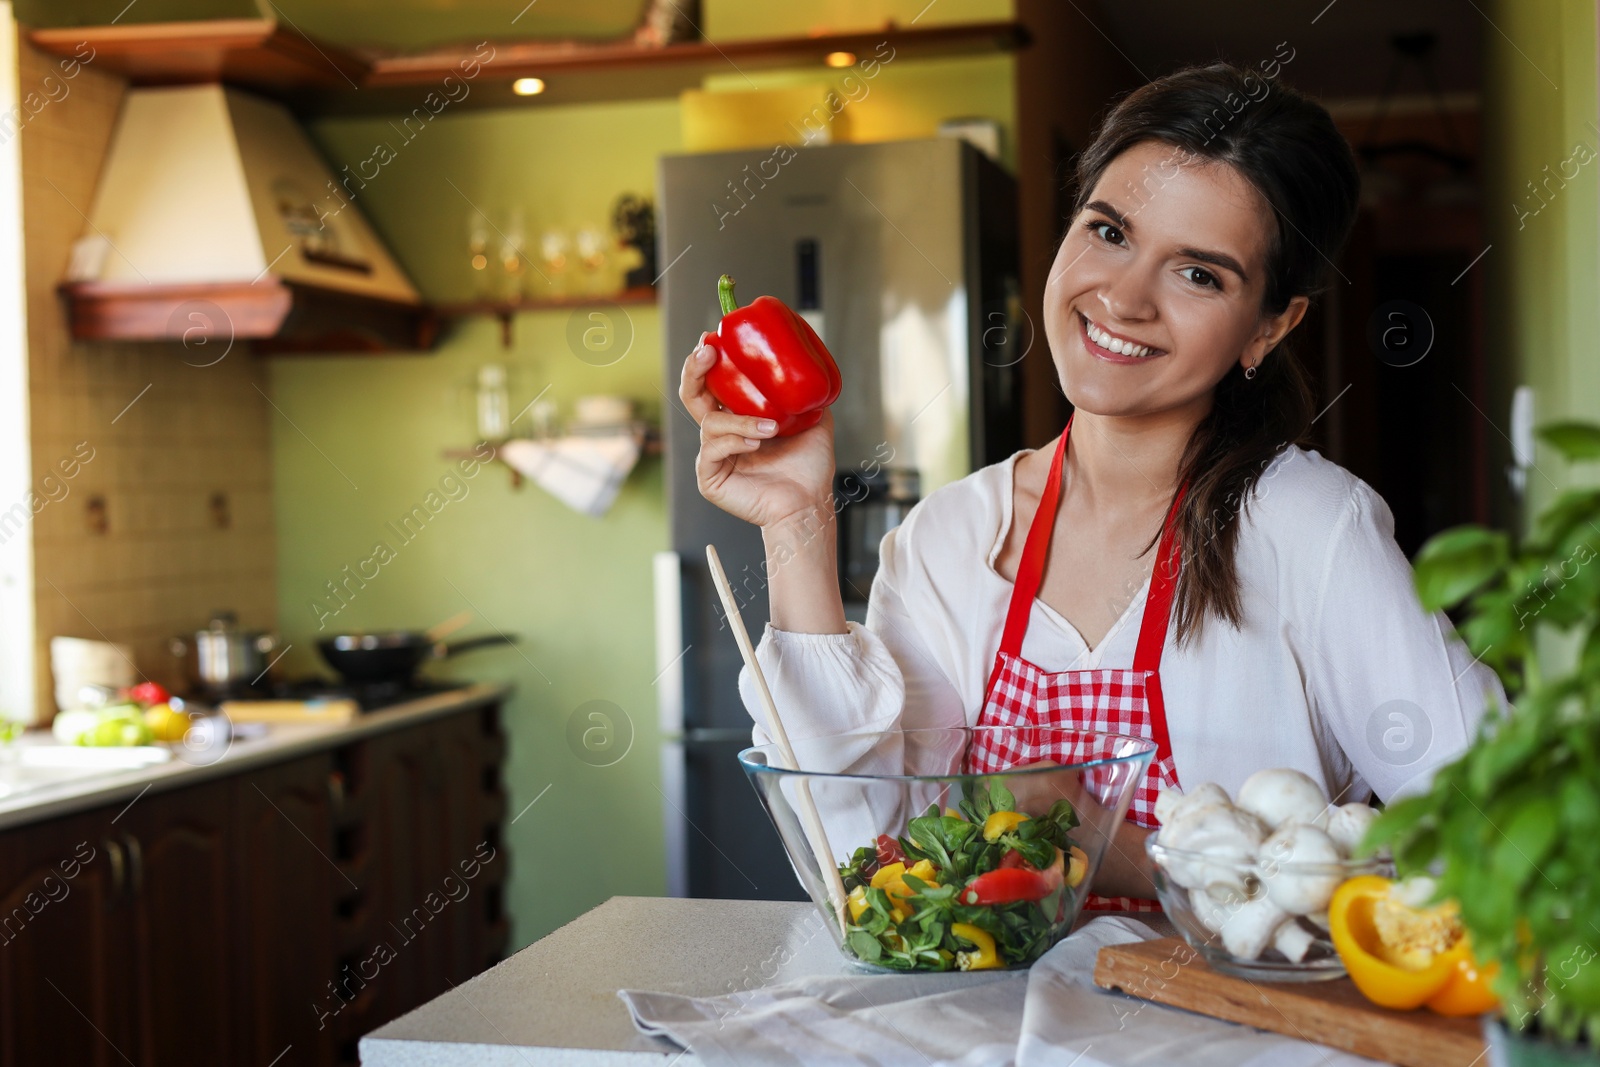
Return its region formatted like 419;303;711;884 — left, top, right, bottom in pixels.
1043;140;1308;420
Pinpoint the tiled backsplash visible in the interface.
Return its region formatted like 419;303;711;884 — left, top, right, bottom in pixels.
19;41;277;720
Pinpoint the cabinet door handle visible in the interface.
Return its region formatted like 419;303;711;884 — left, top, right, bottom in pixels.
121;834;143;895
328;771;346;815
101;838;126;899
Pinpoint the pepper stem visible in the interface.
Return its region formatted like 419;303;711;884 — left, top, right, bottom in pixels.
717;274;740;316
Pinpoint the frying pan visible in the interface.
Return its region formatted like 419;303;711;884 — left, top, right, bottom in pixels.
317;631;516;684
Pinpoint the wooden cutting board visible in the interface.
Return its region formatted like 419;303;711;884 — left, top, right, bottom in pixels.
1093;938;1487;1067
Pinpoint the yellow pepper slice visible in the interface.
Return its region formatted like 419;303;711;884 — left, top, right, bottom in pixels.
869;862;906;890
945;807;965;820
982;811;1029;841
952;922;999;970
1329;875;1498;1015
906;858;939;886
847;885;869;923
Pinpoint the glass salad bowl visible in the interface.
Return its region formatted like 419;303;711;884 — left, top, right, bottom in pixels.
1147;838;1394;981
738;726;1156;973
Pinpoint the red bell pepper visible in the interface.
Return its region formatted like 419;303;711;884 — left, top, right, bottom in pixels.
704;275;841;436
962;867;1051;906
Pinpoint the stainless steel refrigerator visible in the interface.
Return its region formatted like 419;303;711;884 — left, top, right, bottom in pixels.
654;138;1023;899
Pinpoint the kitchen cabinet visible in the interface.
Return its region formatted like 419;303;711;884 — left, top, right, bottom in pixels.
0;808;132;1067
0;696;506;1067
235;753;339;1067
122;778;238;1065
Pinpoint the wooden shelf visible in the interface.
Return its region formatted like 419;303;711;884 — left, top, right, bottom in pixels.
436;284;656;347
27;20;1028;115
29;19;368;95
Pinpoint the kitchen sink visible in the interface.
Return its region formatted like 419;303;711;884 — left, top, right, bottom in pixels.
0;746;171;799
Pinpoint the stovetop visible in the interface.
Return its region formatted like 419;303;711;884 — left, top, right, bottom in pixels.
182;678;466;713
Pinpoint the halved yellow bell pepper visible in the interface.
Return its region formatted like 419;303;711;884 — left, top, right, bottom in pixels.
1328;875;1499;1015
982;811;1029;841
951;922;999;970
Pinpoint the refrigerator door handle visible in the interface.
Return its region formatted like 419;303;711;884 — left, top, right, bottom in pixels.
654;550;691;897
653;550;687;738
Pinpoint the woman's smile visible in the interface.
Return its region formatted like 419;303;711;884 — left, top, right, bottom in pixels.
1078;310;1167;363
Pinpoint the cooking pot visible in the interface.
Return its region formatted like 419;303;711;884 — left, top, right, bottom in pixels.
170;612;278;691
316;631;516;685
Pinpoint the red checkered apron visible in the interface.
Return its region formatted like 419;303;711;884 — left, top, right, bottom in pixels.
964;417;1185;912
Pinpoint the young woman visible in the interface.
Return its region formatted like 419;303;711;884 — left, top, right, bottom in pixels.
678;64;1500;909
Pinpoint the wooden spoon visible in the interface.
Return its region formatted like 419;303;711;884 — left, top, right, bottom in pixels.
705;545;850;931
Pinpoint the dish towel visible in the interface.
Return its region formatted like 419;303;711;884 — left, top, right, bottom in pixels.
497;430;640;518
619;917;1386;1067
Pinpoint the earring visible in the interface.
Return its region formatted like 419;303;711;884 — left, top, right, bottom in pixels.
1244;364;1258;380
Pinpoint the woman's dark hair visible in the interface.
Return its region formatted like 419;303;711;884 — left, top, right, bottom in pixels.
1069;62;1360;642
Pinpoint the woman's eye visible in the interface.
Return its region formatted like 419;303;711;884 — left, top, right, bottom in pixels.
1087;220;1125;245
1181;266;1220;290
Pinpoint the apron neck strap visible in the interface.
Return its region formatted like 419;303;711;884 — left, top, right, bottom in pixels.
1133;480;1188;673
996;416;1072;659
996;416;1189;668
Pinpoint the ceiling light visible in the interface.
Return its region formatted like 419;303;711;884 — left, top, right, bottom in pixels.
512;77;546;96
824;51;856;68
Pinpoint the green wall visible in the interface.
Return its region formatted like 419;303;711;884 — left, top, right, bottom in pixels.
271;14;1017;951
1483;0;1600;523
275;99;680;950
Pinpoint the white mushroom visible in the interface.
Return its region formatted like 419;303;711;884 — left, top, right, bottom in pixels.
1235;768;1330;830
1158;804;1267;900
1324;803;1380;857
1272;918;1317;963
1259;822;1343;915
1189;886;1232;935
1219;895;1288;960
1154;781;1231;826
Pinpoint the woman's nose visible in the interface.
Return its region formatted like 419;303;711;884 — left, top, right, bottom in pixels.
1095;264;1158;323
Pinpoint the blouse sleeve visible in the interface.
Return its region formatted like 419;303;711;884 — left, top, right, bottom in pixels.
1304;481;1504;802
738;517;970;760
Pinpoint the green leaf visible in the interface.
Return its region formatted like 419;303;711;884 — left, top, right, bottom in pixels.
1413;526;1511;611
989;779;1017;815
1537;421;1600;462
1490;795;1560;891
847;929;882;962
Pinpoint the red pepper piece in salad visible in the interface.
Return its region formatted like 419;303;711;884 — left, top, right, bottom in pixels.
962;866;1052;905
876;834;906;868
704;275;842;437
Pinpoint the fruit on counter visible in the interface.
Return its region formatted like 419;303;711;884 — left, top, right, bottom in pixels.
703;274;842;437
1152;769;1386;963
53;703;153;746
835;779;1084;971
125;681;171;707
1329;874;1499;1015
143;702;189;743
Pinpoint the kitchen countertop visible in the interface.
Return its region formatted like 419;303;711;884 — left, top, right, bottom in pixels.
361;898;1375;1067
0;683;510;831
360;896;847;1066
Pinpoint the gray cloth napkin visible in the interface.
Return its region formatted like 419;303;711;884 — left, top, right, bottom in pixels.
619;917;1387;1067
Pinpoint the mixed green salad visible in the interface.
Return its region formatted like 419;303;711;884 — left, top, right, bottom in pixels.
836;779;1088;971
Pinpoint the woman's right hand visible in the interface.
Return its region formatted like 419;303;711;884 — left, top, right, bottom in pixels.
679;334;836;529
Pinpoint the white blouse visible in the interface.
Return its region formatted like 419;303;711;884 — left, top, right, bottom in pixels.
738;445;1503;805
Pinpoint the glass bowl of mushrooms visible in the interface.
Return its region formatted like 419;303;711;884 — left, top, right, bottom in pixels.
1145;769;1394;982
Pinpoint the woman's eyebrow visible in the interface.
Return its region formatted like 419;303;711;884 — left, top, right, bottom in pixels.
1084;197;1251;284
1176;245;1250;284
1084;199;1131;230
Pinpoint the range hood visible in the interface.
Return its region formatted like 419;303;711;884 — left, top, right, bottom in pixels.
61;84;433;353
